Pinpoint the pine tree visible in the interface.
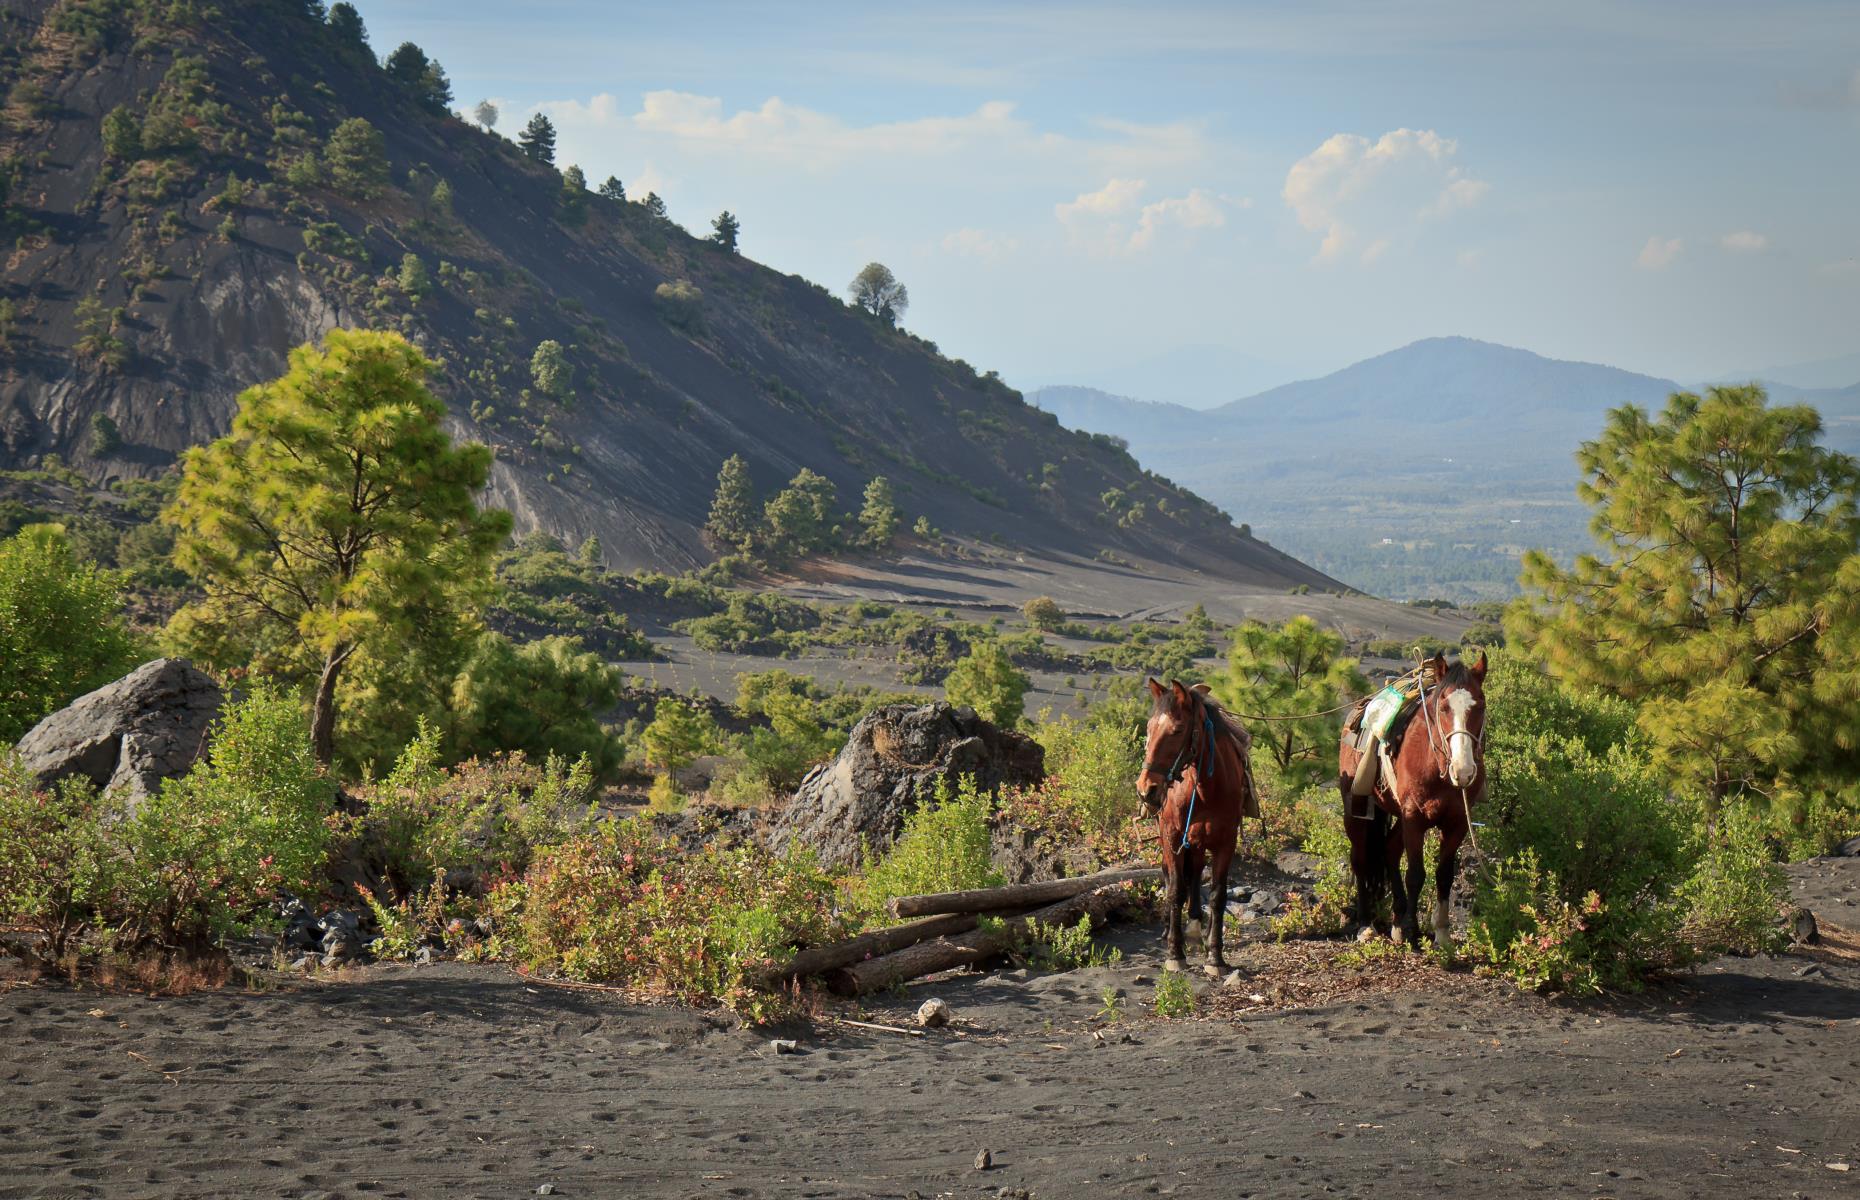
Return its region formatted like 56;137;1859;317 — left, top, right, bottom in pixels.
163;330;511;764
858;476;899;549
762;469;839;557
326;1;367;48
704;454;758;552
517;113;556;165
323;117;388;197
1214;616;1365;786
1509;385;1860;822
945;641;1031;728
384;43;450;113
709;210;740;252
599;175;625;202
641;191;668;220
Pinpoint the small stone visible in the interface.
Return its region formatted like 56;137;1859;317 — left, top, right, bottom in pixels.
974;1148;993;1171
537;1185;556;1196
1131;974;1152;985
1222;971;1246;989
1835;834;1860;857
915;998;951;1028
769;1039;799;1055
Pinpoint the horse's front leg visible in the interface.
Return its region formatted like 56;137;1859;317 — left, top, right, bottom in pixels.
1203;841;1234;977
1392;820;1426;948
1163;855;1189;972
1433;826;1465;948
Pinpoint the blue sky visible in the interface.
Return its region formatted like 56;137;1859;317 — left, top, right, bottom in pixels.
359;1;1860;398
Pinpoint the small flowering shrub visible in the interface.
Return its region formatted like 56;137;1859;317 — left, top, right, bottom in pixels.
491;819;848;1021
0;763;122;964
1466;850;1609;996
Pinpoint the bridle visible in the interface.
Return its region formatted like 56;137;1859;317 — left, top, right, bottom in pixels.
1414;668;1485;850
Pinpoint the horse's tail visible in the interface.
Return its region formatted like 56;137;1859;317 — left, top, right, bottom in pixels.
1364;802;1391;905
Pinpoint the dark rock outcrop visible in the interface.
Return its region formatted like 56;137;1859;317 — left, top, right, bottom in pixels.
769;702;1044;869
13;659;222;803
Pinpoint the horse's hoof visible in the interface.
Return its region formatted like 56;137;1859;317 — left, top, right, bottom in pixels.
1202;962;1228;979
1163;957;1186;973
1388;925;1406;946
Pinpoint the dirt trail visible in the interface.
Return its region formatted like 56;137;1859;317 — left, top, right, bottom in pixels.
3;862;1857;1199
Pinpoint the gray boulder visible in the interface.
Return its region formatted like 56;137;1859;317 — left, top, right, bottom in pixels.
769;702;1043;869
1837;835;1860;858
14;659;223;803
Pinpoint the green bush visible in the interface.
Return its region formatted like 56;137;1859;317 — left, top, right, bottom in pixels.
0;763;121;965
1679;803;1789;956
1032;696;1143;843
1468;658;1693;992
945;640;1030;727
114;683;337;950
640;697;722;771
491;818;846;1020
446;632;624;775
1153;970;1195;1017
351;721;597;904
0;526;141;741
852;775;1002;920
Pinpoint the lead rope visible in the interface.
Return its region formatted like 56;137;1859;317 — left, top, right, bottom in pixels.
1177;712;1215;853
1413;654;1481;855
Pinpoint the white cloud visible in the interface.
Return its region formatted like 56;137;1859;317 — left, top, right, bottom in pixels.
1056;178;1226;254
1720;230;1769;253
1637;235;1684;270
1282;128;1488;263
940;228;1020;261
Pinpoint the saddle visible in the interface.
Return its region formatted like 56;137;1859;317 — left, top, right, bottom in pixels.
1340;676;1425;815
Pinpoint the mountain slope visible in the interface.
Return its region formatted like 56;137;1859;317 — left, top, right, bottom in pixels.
0;0;1331;589
1030;338;1702;600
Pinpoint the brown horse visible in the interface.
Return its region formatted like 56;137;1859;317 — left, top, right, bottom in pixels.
1338;652;1487;947
1136;679;1255;975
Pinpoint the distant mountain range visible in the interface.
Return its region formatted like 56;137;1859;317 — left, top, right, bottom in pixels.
1030;337;1860;601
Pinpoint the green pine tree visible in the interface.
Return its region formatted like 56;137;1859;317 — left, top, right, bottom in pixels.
1214;616;1365;786
517;113;556;165
857;475;899;549
705;454;758;552
709;210;740;252
945;641;1031;728
1508;384;1860;828
163;329;511;764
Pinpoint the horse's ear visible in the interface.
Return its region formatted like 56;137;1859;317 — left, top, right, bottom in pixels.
1169;679;1191;708
1190;682;1212;696
1146;677;1165;699
1471;650;1488;681
1430;651;1449;675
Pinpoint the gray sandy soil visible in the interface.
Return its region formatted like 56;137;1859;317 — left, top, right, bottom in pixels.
3;860;1856;1200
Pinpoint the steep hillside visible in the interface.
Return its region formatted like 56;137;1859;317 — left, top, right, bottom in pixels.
0;0;1329;588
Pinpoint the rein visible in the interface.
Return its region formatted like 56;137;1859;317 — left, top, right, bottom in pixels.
1144;700;1219;853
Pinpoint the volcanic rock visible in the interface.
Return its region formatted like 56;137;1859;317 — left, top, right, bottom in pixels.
13;659;223;805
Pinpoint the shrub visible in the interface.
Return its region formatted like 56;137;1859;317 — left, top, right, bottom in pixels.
944;640;1030;727
640;697;722;771
1028;696;1143;845
491;819;846;1020
653;279;703;330
0;763;121;965
1268;794;1354;940
0;526;141;742
1153;971;1195;1017
1679;803;1789;956
446;632;624;775
530;339;573;400
115;684;337;951
324;117;389;197
851;775;1002;919
351;722;597;904
1468;657;1694;992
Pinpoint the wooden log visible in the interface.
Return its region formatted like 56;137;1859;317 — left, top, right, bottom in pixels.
749;912;984;988
834;881;1143;996
887;865;1161;919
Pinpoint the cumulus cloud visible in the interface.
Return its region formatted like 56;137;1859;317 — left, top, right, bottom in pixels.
940;228;1020;261
1637;235;1684;270
1282;128;1488;263
1055;178;1226;254
1720;230;1769;253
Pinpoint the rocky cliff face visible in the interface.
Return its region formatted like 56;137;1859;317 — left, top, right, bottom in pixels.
0;0;1337;589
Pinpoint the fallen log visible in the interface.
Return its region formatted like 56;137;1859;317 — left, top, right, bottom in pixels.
752;908;1051;989
887;865;1161;919
834;881;1144;996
